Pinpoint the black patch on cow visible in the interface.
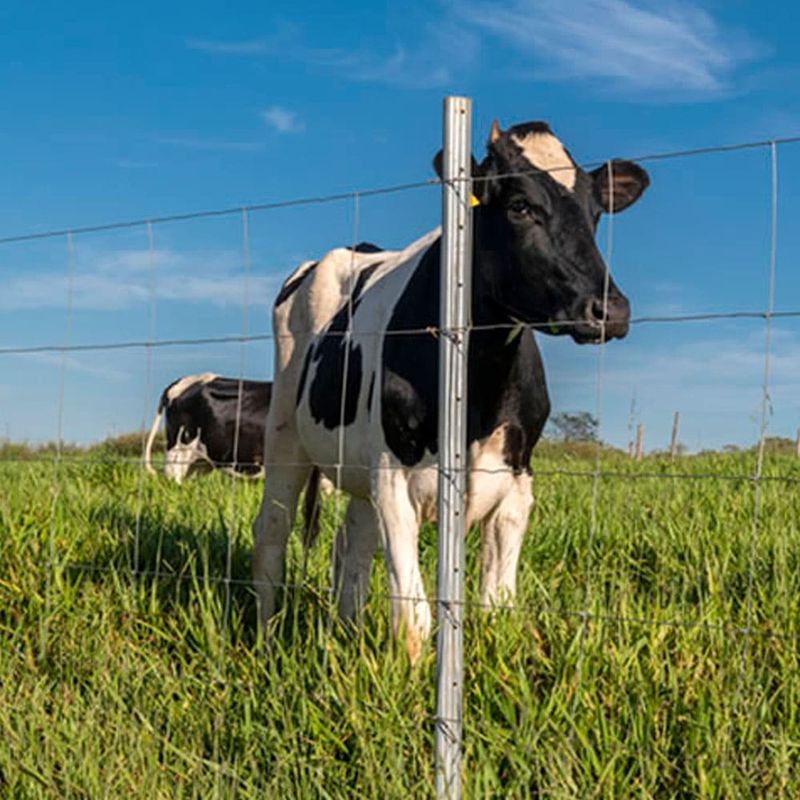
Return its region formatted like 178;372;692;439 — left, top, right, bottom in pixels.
306;262;382;429
366;372;375;416
274;261;318;308
348;242;384;254
349;261;382;302
506;121;553;139
381;237;551;470
164;377;272;475
381;242;441;466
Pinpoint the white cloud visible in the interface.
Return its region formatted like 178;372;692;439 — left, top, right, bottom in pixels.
186;3;762;96
186;21;479;90
0;248;282;311
262;106;305;134
455;0;762;95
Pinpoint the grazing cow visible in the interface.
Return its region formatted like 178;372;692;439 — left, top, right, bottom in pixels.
252;119;649;661
144;372;327;544
144;373;272;483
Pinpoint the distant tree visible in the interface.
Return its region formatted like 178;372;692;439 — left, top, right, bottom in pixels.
547;411;599;443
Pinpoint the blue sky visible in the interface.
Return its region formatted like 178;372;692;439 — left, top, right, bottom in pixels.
2;0;800;452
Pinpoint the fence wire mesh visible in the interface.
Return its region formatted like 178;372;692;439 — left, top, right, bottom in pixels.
3;130;800;795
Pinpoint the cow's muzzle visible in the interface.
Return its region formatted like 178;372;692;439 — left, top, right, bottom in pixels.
570;293;630;343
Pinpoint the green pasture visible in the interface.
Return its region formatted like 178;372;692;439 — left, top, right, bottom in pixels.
1;440;799;797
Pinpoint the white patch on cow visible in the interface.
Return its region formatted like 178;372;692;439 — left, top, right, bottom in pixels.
373;453;433;663
478;473;532;604
510;131;576;191
466;424;516;527
407;462;438;524
332;497;380;620
166;372;218;403
164;429;211;483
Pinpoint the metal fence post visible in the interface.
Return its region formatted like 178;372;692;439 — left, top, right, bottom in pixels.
436;95;472;800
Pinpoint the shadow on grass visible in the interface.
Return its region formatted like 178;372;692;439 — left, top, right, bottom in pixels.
61;502;338;650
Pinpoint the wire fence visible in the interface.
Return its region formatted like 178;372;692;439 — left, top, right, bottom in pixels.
3;123;799;791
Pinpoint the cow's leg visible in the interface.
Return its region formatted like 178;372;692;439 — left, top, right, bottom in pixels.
374;469;431;664
332;496;380;621
479;472;533;605
252;455;309;626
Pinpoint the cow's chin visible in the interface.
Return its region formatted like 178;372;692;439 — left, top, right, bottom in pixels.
569;324;605;344
568;320;629;344
537;316;604;342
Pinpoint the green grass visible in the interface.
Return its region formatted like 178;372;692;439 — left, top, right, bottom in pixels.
1;445;799;797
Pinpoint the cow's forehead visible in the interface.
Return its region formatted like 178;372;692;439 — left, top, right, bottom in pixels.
509;130;576;192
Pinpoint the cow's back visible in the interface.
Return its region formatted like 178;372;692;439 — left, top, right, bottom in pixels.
268;231;439;491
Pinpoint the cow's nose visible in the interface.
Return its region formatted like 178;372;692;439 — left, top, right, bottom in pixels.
583;294;630;339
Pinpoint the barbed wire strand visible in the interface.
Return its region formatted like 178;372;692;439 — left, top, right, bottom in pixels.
40;231;75;663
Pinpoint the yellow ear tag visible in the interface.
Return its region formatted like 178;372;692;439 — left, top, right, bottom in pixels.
469;194;481;207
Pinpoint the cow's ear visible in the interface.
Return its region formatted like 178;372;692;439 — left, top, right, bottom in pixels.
432;151;488;205
591;159;649;213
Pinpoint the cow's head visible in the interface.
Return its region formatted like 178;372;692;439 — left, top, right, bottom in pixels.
163;416;212;483
436;120;649;343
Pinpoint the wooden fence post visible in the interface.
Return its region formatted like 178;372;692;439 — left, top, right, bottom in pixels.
635;423;644;461
670;411;680;459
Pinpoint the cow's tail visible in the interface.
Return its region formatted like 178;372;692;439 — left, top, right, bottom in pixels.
143;397;166;476
301;466;323;549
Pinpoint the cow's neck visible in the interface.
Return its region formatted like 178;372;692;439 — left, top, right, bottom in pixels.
465;230;528;434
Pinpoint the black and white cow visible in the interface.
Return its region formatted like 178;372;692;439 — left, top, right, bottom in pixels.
252;119;649;661
145;372;328;545
144;373;272;483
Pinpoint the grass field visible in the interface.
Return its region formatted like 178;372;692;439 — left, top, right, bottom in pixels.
1;441;799;798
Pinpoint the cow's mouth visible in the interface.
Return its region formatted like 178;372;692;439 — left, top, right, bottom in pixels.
562;296;630;344
569;320;629;344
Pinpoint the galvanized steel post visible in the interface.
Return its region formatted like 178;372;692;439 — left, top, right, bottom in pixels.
435;95;472;800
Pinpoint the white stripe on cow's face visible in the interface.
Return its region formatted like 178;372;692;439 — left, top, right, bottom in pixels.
166;372;218;403
510;131;576;191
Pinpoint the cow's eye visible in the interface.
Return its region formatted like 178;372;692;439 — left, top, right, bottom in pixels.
507;199;546;225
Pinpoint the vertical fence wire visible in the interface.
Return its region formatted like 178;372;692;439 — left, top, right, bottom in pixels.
132;222;157;581
322;191;361;671
569;162;615;739
224;209;251;634
729;141;778;759
40;231;75;661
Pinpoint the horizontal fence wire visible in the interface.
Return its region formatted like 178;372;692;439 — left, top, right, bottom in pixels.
2;310;800;357
5;131;799;701
1;133;800;247
2;454;799;483
37;560;799;646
